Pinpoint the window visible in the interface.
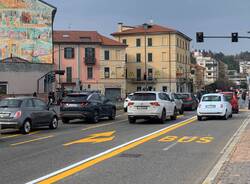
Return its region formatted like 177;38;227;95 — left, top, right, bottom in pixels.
136;53;141;62
0;82;7;95
66;67;72;82
132;93;156;101
159;93;170;101
33;99;47;109
104;67;110;78
137;86;142;91
162;86;167;92
148;53;153;62
148;68;153;80
125;54;127;62
122;39;127;44
208;72;212;76
89;94;101;102
136;38;141;47
202;96;221;102
136;68;141;81
148;38;152;46
104;50;110;60
64;47;74;59
87;67;93;79
22;99;33;108
85;47;95;59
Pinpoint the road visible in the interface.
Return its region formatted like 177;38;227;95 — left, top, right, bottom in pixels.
0;110;249;184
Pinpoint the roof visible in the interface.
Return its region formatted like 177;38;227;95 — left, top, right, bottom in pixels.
111;24;192;41
53;31;126;46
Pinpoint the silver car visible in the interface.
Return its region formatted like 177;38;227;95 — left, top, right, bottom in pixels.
0;97;58;134
165;92;184;114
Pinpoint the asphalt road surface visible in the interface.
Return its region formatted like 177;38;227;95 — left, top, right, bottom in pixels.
0;110;249;184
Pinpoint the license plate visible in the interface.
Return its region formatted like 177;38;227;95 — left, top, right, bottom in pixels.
67;104;78;107
206;105;215;108
137;106;147;110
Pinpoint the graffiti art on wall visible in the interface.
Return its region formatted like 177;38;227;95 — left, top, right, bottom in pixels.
0;0;55;63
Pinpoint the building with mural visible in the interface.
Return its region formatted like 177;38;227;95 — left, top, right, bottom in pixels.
0;0;56;95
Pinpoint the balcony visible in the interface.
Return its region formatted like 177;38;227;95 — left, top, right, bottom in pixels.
59;78;79;85
128;78;157;84
84;57;96;65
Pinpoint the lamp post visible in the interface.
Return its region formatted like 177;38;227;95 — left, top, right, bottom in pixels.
143;23;149;90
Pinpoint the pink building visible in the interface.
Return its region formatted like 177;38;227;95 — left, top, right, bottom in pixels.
53;31;127;100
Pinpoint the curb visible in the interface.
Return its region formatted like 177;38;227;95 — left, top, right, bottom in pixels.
202;115;250;184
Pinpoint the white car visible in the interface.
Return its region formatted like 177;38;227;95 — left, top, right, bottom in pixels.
197;93;232;121
123;93;134;112
166;92;184;114
127;91;178;123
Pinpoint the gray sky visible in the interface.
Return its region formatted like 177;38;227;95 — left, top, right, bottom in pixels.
46;0;250;55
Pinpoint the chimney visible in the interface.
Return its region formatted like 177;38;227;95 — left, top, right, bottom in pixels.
118;22;123;32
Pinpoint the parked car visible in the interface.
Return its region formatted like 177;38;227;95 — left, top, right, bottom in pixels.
166;92;184;114
60;92;116;123
197;93;232;121
220;92;239;113
127;91;178;124
123;93;134;112
0;97;58;134
175;93;198;110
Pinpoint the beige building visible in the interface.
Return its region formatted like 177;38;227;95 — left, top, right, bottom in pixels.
111;23;192;93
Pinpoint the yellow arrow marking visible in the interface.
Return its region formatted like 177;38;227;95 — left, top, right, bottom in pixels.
64;131;115;146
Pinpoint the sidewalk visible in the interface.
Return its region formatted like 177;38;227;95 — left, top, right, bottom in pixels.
203;109;250;184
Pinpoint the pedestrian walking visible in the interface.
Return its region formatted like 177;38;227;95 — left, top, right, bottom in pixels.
33;92;37;97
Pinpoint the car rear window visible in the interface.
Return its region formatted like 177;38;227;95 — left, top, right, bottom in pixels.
63;94;88;102
132;93;156;101
202;96;221;102
176;94;189;99
0;99;22;108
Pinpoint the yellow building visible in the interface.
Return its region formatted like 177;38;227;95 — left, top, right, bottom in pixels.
111;23;192;93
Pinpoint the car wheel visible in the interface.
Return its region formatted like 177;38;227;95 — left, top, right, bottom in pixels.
49;117;58;129
235;109;239;114
62;118;69;124
109;108;116;120
223;110;228;120
197;116;202;121
179;108;184;115
170;108;177;120
128;117;136;124
229;112;233;118
91;111;99;123
21;120;32;134
159;109;166;123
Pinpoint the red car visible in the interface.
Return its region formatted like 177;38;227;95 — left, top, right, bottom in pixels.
221;92;239;113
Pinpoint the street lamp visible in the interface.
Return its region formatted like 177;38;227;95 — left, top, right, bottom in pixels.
143;23;150;90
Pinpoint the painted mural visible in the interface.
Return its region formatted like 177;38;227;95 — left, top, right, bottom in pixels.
0;0;55;63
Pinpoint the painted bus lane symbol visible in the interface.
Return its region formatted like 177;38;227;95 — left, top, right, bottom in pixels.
158;136;214;144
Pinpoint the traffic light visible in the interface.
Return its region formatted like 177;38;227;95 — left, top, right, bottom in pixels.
196;32;204;42
232;32;238;42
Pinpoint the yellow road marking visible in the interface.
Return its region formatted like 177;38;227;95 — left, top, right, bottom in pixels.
11;135;54;146
36;117;196;184
64;131;115;146
177;115;184;118
81;122;115;131
0;131;40;140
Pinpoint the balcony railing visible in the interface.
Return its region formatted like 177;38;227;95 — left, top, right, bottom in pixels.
128;78;157;84
84;57;96;65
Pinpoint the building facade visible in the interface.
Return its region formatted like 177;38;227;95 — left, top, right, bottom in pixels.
0;0;56;95
194;51;219;85
53;31;127;101
111;23;192;93
239;60;250;74
190;64;206;92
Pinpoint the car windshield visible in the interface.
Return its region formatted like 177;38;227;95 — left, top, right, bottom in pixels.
202;96;221;102
127;94;133;99
224;94;233;102
132;93;156;101
63;94;88;102
0;99;22;108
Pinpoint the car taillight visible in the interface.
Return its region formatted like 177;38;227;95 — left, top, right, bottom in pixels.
128;102;134;106
186;98;192;101
80;102;89;107
150;102;160;106
220;104;224;108
14;111;22;119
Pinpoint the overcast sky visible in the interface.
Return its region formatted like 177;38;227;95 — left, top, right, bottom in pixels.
46;0;250;55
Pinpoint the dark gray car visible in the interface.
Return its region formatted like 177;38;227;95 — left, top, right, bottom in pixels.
0;97;58;134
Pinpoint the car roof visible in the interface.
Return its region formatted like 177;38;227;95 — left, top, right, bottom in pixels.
221;92;233;94
202;93;223;97
3;96;34;100
134;91;159;94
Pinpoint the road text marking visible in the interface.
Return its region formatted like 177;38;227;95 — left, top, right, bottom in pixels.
159;135;214;144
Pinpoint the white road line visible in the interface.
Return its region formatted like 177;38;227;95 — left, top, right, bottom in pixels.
163;142;178;151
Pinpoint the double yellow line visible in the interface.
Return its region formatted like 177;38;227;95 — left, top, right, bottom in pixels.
28;116;197;184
